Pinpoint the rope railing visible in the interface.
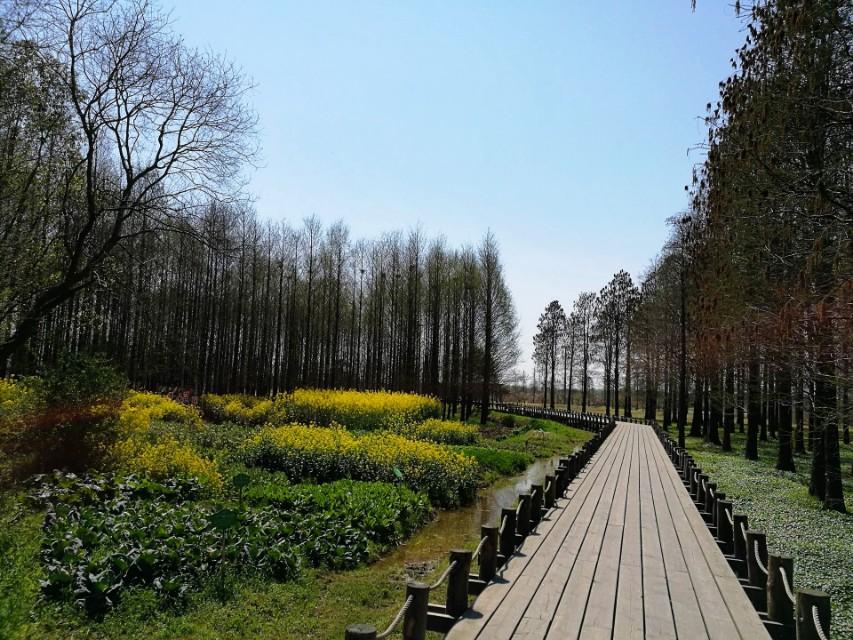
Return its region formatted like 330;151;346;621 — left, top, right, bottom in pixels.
779;566;796;605
499;514;507;536
376;595;414;639
740;521;749;544
725;508;734;526
544;480;552;494
753;540;768;576
429;560;458;590
813;605;829;640
471;535;488;561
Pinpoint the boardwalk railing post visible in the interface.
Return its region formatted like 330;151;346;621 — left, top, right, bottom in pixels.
446;550;471;618
704;482;717;524
403;581;429;640
733;514;749;579
345;624;377;639
499;507;516;559
711;491;725;529
544;474;556;509
530;484;543;525
478;525;498;582
795;589;831;640
746;530;768;610
767;554;795;639
516;493;532;539
716;500;734;554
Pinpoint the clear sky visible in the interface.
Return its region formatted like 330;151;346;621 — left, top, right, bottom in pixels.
169;0;745;373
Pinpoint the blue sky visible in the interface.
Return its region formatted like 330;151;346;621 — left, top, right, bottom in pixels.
169;0;745;372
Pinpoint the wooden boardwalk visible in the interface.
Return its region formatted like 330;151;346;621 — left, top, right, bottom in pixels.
446;422;771;640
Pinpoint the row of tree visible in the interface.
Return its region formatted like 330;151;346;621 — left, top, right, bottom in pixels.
0;0;520;420
533;0;850;513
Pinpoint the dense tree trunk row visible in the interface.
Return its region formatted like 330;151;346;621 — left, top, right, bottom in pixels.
7;209;520;409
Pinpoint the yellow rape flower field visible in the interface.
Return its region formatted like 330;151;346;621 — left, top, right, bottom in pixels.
240;423;478;506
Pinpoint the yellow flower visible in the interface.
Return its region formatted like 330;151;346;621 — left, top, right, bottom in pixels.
118;391;202;434
110;435;222;489
271;389;441;431
242;424;477;506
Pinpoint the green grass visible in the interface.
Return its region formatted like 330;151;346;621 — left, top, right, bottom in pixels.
474;411;593;459
677;428;853;639
453;446;533;483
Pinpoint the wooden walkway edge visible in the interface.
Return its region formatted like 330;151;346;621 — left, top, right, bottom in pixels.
446;422;771;640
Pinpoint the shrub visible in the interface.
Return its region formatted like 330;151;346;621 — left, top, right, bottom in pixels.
119;391;202;433
272;389;440;431
402;418;478;445
1;368;120;484
499;413;516;429
241;425;477;506
199;393;273;425
110;436;222;489
454;446;533;477
35;353;126;408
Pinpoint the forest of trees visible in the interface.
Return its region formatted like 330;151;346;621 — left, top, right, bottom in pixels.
0;0;520;418
533;0;851;513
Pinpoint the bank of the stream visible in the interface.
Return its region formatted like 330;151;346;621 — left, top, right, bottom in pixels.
1;414;591;640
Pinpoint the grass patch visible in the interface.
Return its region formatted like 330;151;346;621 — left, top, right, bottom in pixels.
479;411;592;458
453;446;533;483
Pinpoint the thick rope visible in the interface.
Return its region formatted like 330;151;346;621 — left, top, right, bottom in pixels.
472;535;488;561
779;566;796;605
430;560;457;590
725;509;734;526
545;480;552;494
740;521;749;545
812;605;829;640
753;540;768;576
516;501;523;516
376;595;413;639
499;515;507;536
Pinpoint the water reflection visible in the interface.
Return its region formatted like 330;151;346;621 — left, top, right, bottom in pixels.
375;454;563;570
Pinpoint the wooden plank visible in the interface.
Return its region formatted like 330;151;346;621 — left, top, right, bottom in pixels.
542;426;635;639
577;425;635;639
447;424;629;639
647;430;771;639
640;429;710;639
612;425;646;640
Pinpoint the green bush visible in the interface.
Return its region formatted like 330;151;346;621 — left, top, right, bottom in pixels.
1;355;126;485
36;353;126;408
453;446;533;477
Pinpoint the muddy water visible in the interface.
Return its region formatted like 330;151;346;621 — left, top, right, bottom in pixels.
373;454;563;576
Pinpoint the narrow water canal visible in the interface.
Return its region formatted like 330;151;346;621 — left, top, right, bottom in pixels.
373;454;564;575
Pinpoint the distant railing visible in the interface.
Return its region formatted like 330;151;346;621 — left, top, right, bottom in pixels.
344;413;617;639
482;402;655;431
653;424;832;640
